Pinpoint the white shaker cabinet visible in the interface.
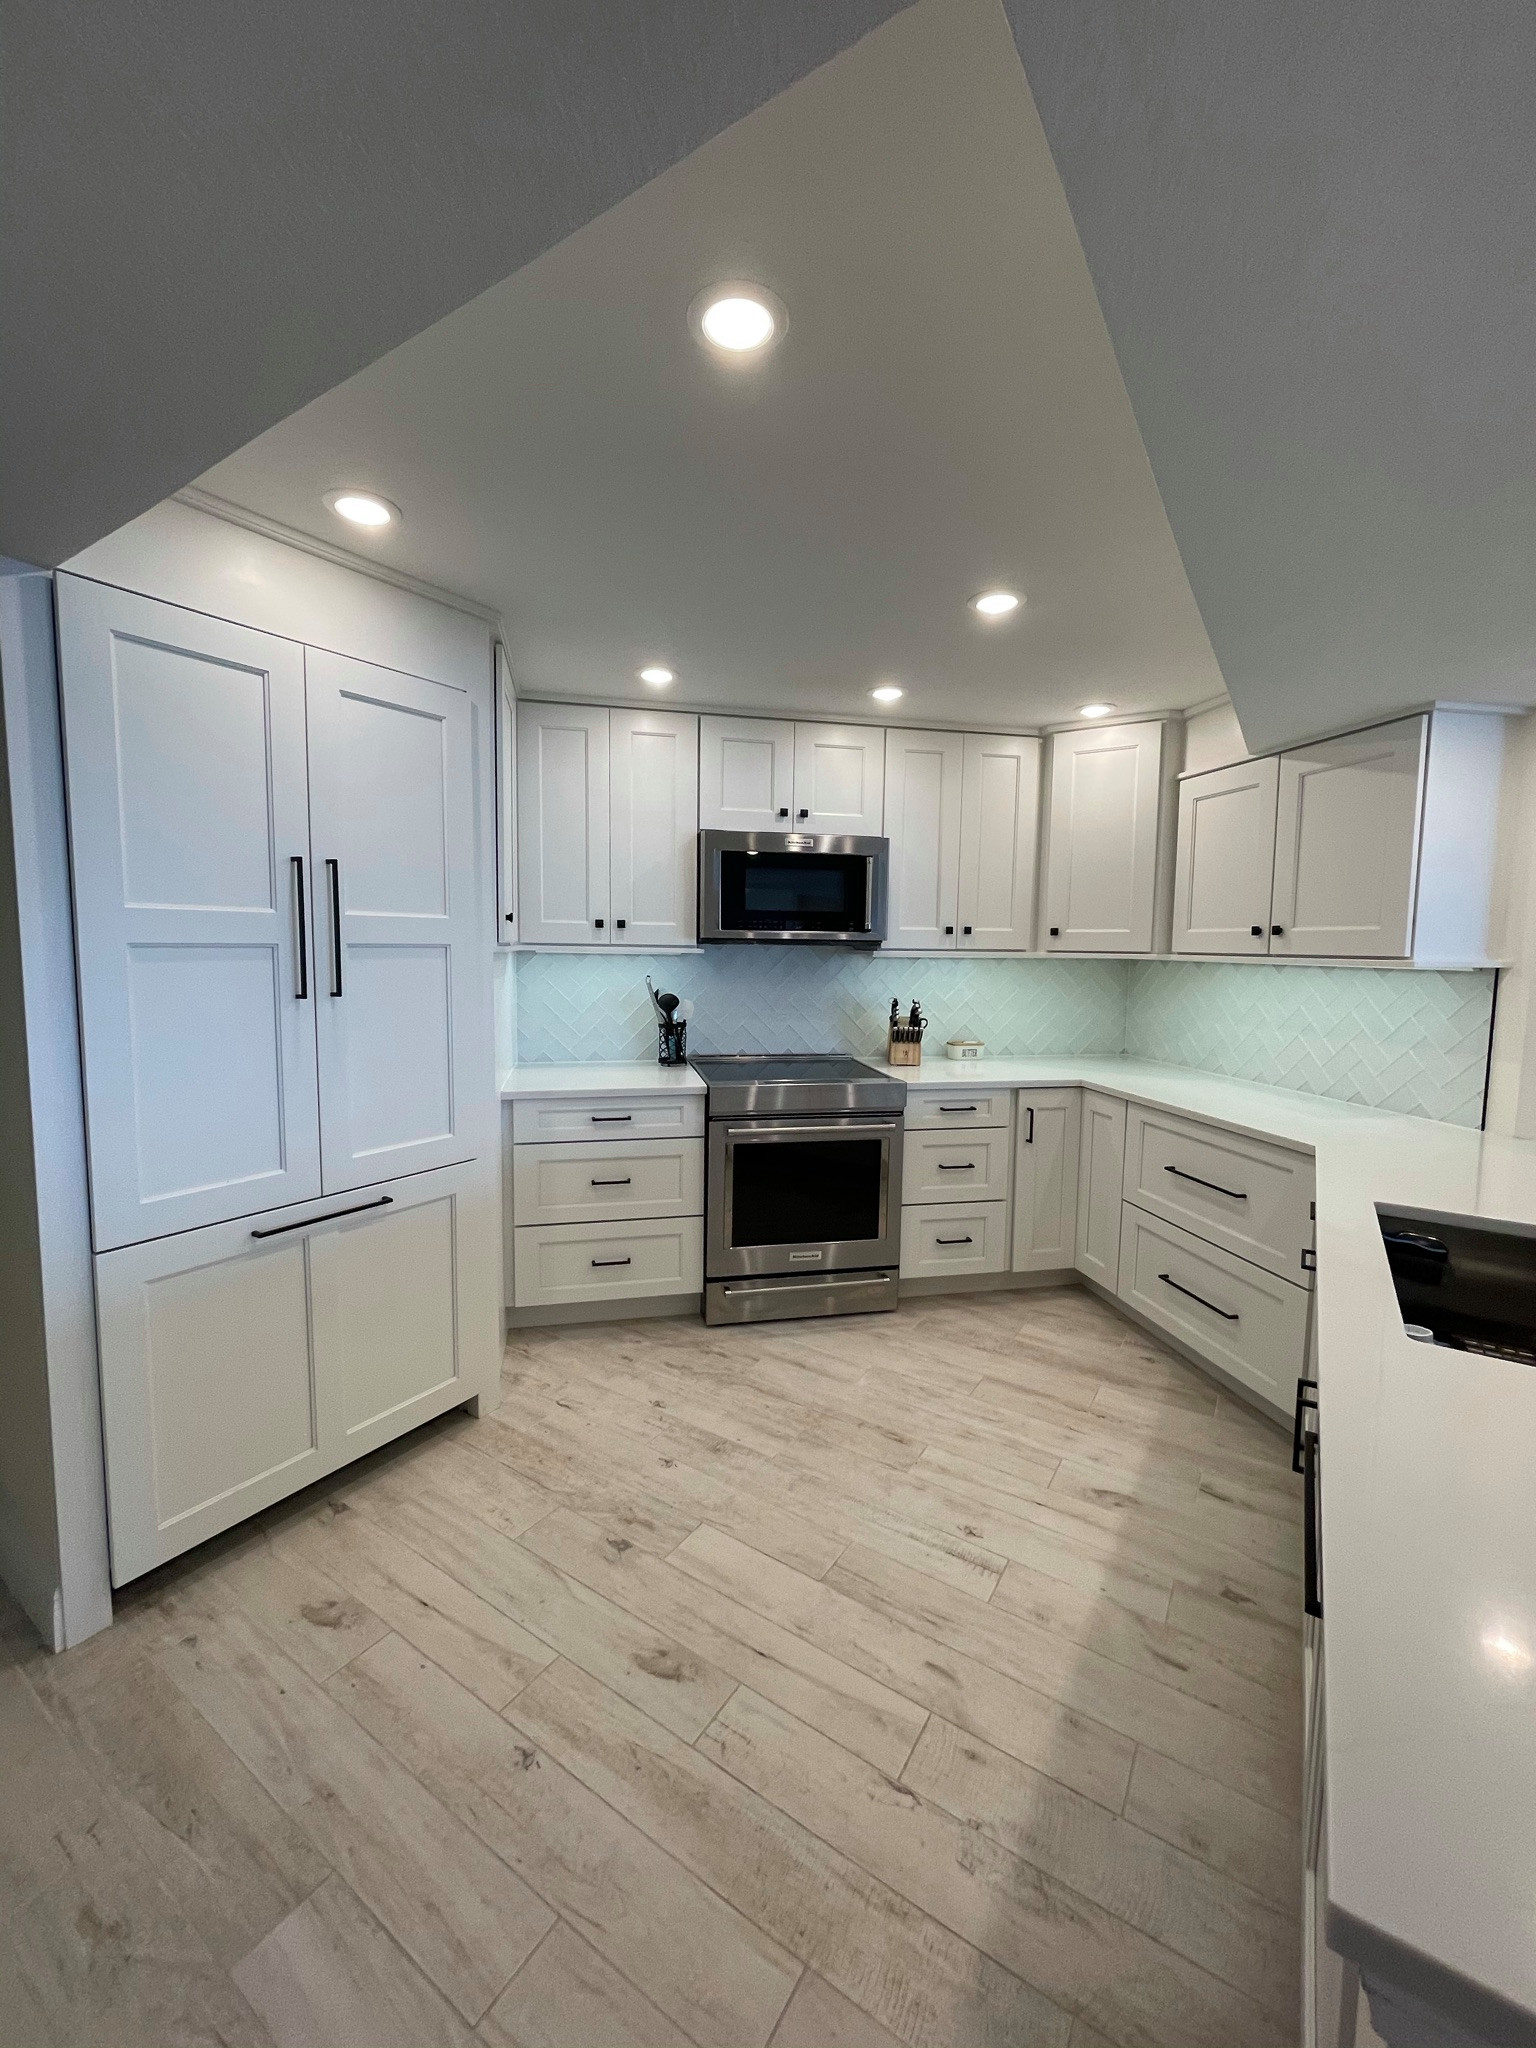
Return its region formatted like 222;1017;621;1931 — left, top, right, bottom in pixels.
494;644;517;943
58;578;324;1248
1171;754;1279;955
698;715;795;830
307;650;480;1193
884;728;965;947
516;701;611;943
1012;1088;1081;1271
96;1160;487;1582
518;701;698;946
957;732;1040;951
1075;1089;1127;1289
610;707;699;947
792;721;886;833
1270;717;1425;958
1043;721;1164;952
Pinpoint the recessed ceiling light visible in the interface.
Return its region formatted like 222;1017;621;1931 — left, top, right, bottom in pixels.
639;666;675;687
870;685;904;704
324;488;398;529
971;589;1020;618
1078;702;1116;719
689;282;787;357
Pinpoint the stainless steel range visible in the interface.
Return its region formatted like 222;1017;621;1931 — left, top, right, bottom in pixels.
692;1054;907;1326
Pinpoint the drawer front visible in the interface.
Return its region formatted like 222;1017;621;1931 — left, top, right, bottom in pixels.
513;1137;703;1226
1117;1203;1310;1413
513;1216;703;1308
902;1125;1012;1203
900;1201;1009;1279
1122;1105;1314;1285
511;1093;705;1144
904;1089;1015;1133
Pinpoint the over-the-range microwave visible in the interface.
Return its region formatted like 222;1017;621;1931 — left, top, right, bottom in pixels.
698;829;889;946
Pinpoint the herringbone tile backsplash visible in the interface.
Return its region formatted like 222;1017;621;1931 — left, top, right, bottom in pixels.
1125;962;1496;1126
513;951;1496;1127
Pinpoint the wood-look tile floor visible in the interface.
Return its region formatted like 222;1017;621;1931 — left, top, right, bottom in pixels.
0;1286;1304;2047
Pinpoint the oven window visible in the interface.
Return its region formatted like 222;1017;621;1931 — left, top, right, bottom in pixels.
718;851;870;933
730;1138;883;1246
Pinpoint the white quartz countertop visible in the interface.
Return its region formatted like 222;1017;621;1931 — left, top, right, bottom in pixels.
500;1062;705;1099
502;1051;1536;2036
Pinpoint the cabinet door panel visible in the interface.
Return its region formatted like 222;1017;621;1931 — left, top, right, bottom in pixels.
1271;717;1424;957
610;708;698;946
57;576;321;1248
1044;723;1162;952
1012;1088;1080;1271
1075;1090;1126;1288
494;644;517;943
1171;755;1278;955
884;729;963;947
792;723;885;833
95;1219;326;1582
517;702;610;941
308;650;479;1190
958;734;1040;951
698;715;794;830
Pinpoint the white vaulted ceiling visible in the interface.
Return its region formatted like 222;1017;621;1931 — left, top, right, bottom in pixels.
196;0;1225;730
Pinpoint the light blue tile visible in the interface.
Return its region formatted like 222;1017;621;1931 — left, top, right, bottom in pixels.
515;950;1129;1065
1124;962;1495;1127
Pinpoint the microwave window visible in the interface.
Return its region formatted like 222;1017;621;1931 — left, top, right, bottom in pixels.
719;852;870;932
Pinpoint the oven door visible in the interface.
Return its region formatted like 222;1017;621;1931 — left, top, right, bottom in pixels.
707;1116;902;1278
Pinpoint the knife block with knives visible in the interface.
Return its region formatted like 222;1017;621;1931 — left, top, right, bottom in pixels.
886;999;926;1067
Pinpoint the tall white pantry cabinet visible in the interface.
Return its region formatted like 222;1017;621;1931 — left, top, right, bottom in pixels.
57;574;499;1583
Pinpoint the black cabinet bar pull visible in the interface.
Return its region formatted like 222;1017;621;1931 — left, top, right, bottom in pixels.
936;1161;976;1171
325;858;343;996
291;856;309;1000
1157;1272;1240;1321
253;1194;392;1239
591;1255;632;1268
1302;1429;1323;1618
1025;1106;1035;1144
590;1113;632;1123
937;1105;978;1114
936;1235;975;1246
590;1177;632;1187
1292;1376;1319;1474
1163;1163;1247;1201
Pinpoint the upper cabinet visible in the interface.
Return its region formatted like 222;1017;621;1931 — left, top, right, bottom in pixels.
699;716;884;835
1042;721;1166;952
1173;710;1508;963
698;715;794;830
884;728;1040;952
494;645;517;944
518;701;698;947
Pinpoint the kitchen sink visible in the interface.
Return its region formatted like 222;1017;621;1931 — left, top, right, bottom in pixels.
1378;1205;1536;1363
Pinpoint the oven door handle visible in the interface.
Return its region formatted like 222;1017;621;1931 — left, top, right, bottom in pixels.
723;1120;901;1138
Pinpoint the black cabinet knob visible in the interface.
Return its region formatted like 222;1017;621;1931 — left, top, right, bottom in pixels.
1250;925;1263;937
963;925;973;935
1271;924;1284;936
594;918;604;929
504;911;515;923
1049;926;1060;937
778;807;789;818
797;808;809;820
616;918;626;930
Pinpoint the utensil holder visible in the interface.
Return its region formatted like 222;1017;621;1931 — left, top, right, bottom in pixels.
657;1017;688;1066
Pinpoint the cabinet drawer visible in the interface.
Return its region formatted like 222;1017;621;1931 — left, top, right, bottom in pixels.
902;1126;1012;1203
513;1136;703;1226
900;1201;1009;1279
1122;1105;1314;1284
1117;1204;1309;1413
513;1216;703;1308
511;1093;705;1144
904;1089;1014;1132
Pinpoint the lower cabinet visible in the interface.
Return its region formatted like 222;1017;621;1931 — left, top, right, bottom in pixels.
513;1215;704;1309
900;1201;1009;1280
1115;1203;1310;1412
1075;1090;1127;1289
95;1159;495;1583
901;1125;1012;1204
1012;1088;1081;1271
